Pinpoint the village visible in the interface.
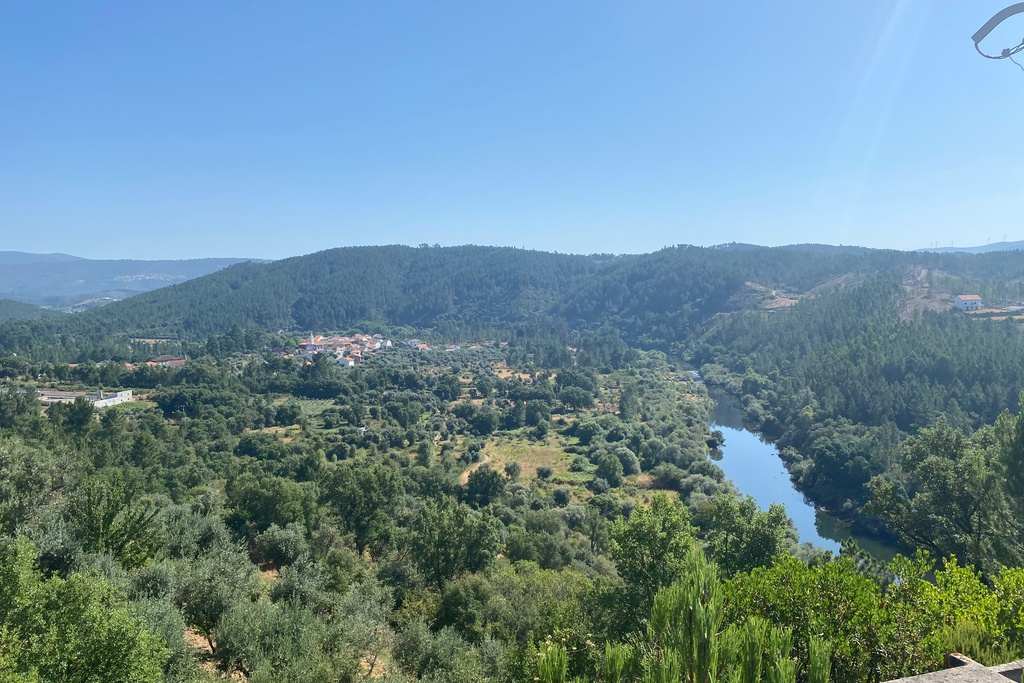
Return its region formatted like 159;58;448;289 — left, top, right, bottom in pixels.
1;334;487;414
276;333;480;366
272;333;499;366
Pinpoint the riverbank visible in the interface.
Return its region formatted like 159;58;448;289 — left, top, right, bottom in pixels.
707;386;900;560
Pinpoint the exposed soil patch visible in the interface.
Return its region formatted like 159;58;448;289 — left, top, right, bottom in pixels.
184;628;212;655
762;297;798;310
459;453;492;485
361;654;388;678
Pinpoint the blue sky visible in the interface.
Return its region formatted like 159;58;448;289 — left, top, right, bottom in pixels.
2;1;1022;259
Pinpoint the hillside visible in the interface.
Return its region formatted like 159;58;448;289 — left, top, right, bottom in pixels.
33;246;600;338
0;251;84;265
0;251;261;309
0;244;846;351
5;244;1024;359
7;244;1024;680
0;299;62;324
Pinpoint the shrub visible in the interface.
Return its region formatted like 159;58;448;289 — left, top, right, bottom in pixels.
254;523;309;567
504;461;522;481
553;488;572;506
595;454;624;488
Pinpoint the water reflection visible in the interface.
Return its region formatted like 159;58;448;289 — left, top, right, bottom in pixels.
707;388;897;560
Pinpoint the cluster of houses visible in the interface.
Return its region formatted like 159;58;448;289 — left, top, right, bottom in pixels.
402;339;432;351
272;334;492;367
276;333;397;367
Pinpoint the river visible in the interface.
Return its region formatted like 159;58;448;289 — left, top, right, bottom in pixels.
708;388;898;560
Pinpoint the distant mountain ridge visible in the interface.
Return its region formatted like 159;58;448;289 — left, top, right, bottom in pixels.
0;251;265;309
0;251;85;265
916;240;1024;254
6;243;1024;360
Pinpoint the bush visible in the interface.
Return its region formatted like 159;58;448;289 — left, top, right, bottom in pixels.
651;463;686;491
435;574;493;643
395;621;485;682
536;466;554;480
616;447;641;476
588;478;610;495
679;473;722;498
574;420;603;446
161;506;232;560
131;597;197;683
254;523;309;567
553;488;571;506
130;560;176;601
270;558;332;613
595;453;624;488
506;483;532;509
569;456;590;473
504;461;522;481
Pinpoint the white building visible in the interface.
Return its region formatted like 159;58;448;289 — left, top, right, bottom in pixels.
92;390;133;409
955;294;983;311
36;388;133;409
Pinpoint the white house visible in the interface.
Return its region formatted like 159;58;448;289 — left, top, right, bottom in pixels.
955;294;982;311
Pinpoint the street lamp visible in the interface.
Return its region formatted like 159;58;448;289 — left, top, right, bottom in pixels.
972;2;1024;66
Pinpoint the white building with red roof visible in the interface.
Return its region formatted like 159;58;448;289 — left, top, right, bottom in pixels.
955;294;982;311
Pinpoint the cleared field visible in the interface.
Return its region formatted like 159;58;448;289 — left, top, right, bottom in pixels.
762;296;798;310
286;398;335;416
482;436;576;483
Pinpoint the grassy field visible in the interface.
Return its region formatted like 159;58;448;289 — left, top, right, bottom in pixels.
467;431;650;505
483;435;578;483
291;397;336;417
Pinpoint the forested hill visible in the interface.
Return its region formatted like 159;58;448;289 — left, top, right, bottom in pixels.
0;299;62;324
4;243;1024;359
5;246;601;342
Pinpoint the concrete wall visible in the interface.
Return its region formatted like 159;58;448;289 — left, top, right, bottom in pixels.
92;390;133;409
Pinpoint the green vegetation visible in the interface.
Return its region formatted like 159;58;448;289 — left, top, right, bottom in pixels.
7;243;1024;679
4;243;1024;359
0;299;61;323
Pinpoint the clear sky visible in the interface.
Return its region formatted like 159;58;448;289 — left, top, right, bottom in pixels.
2;1;1023;260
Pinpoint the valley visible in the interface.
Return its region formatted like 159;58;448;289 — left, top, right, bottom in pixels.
5;243;1024;682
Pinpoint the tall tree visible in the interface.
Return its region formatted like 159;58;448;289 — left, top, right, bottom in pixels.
609;493;696;633
407;497;501;587
867;418;1017;572
322;461;403;556
0;538;168;682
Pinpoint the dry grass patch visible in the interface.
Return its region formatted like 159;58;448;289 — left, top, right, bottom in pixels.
762;297;798;310
493;361;532;381
484;438;573;482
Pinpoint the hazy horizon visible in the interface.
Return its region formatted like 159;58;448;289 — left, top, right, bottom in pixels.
5;237;1024;263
